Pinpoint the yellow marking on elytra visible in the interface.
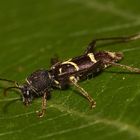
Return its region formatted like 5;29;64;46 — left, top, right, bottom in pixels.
54;80;60;85
107;52;116;58
62;60;79;71
87;53;97;63
59;68;62;74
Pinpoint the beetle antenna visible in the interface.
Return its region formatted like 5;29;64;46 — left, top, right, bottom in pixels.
3;86;22;96
0;78;21;95
0;78;20;87
0;78;17;84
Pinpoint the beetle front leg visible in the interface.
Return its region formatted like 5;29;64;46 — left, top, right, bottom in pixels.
69;76;96;109
36;92;47;118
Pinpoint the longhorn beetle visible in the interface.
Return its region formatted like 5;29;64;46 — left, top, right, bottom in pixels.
1;33;140;117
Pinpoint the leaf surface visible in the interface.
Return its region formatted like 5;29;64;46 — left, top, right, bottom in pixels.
0;0;140;140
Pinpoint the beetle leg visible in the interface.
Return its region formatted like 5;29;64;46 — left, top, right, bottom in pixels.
50;55;60;66
85;40;96;54
69;76;96;109
85;33;140;54
36;92;47;118
105;61;140;73
50;56;62;70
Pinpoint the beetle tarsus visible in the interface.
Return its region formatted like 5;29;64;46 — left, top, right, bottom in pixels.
90;100;96;109
36;109;46;118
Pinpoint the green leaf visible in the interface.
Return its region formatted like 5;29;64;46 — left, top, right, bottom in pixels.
0;0;140;140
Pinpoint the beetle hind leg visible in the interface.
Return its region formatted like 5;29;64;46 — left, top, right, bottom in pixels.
85;33;140;54
105;61;140;73
69;76;96;109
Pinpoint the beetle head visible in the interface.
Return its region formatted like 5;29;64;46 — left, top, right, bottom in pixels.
0;69;52;106
20;84;34;105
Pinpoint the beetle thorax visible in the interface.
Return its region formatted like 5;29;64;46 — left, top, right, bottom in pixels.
26;69;52;93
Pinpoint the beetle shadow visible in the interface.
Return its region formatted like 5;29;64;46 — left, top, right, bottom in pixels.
2;98;21;113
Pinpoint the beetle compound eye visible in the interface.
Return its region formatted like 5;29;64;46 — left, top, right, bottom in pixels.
22;90;34;105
